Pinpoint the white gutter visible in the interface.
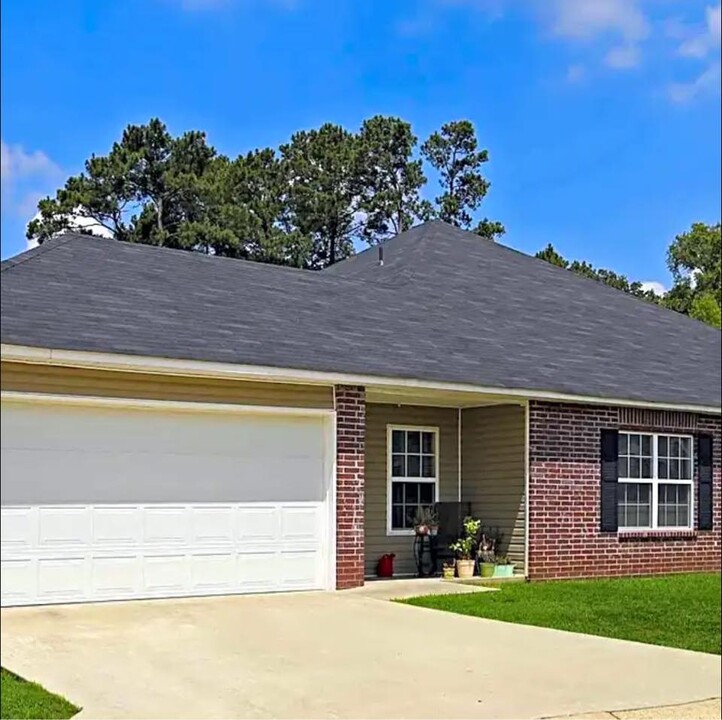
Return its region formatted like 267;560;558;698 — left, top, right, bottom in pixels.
2;343;720;415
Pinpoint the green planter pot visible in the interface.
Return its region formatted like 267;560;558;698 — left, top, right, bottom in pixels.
480;562;495;578
493;564;515;578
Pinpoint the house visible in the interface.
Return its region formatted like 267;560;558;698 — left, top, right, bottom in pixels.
1;221;719;606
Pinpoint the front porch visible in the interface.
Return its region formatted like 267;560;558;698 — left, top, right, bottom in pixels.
361;394;528;580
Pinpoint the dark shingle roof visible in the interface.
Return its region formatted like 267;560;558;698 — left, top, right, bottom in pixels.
2;222;720;409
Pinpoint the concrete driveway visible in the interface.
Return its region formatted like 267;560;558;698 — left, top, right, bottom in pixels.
1;591;720;719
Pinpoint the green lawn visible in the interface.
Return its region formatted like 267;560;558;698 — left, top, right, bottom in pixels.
1;669;78;720
403;573;721;655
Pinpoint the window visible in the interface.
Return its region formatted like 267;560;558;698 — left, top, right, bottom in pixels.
618;432;693;530
387;426;438;534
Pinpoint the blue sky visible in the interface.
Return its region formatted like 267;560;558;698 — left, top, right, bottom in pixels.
2;0;720;291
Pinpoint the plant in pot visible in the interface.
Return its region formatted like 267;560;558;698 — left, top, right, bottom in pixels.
449;516;481;579
441;561;456;580
477;534;497;577
493;556;516;578
412;506;438;537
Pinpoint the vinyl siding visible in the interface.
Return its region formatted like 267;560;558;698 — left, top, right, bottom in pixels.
0;362;333;409
364;404;459;577
461;405;526;571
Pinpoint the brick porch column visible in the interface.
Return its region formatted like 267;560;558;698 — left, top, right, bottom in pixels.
335;385;366;589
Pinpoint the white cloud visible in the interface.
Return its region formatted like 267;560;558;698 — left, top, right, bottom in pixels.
677;4;721;58
668;62;721;103
1;140;60;189
640;280;667;296
548;0;649;43
666;4;721;103
604;44;641;69
1;139;63;220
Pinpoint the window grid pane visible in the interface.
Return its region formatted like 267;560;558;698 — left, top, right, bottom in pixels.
617;482;652;528
657;435;692;481
619;432;653;480
658;484;691;528
390;481;436;530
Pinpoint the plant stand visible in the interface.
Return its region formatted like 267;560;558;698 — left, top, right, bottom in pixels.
413;534;437;577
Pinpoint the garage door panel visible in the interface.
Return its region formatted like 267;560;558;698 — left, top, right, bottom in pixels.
91;556;142;598
93;507;142;546
1;559;35;603
1;401;332;606
37;557;86;602
236;552;278;592
191;506;235;545
190;553;235;592
1;507;35;550
38;507;92;548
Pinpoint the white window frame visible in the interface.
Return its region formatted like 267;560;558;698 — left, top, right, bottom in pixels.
618;431;695;531
386;424;440;536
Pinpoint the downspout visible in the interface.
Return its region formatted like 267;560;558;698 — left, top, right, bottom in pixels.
457;408;462;502
524;400;530;579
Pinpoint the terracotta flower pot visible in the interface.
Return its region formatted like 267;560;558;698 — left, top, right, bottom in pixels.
456;559;475;579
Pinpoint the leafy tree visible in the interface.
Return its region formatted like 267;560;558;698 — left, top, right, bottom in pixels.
281;123;362;267
356;116;430;244
27;119;219;251
421;120;504;239
474;218;506;241
664;222;721;319
690;292;722;328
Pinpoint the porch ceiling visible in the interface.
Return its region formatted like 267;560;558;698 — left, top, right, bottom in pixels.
365;385;527;408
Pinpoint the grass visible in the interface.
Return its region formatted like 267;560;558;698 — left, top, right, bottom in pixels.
1;669;79;720
403;572;721;655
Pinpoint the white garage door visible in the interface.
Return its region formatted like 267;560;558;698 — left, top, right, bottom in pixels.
1;399;334;606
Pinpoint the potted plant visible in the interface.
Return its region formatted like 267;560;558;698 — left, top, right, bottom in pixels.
493;556;516;578
412;506;438;537
477;533;496;577
449;516;481;579
441;561;456;579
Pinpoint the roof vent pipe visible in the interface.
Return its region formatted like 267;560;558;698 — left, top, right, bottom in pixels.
378;245;384;266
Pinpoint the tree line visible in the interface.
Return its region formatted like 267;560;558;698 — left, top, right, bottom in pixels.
536;221;721;328
27;117;721;327
28;117;503;269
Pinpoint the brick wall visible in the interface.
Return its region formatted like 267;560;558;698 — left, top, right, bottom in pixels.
335;385;366;589
528;401;721;580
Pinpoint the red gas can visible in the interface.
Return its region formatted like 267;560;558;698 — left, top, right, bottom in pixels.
377;553;395;578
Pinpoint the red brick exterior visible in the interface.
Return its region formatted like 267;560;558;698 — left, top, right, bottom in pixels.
335;385;366;589
528;401;721;579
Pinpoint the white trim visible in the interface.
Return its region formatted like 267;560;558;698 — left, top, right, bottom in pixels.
617;430;695;532
457;408;462;502
3;344;719;415
326;409;338;591
386;424;440;536
523;400;530;578
0;391;335;418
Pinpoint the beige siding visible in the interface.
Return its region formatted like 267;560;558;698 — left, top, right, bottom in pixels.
364;404;459;577
0;362;333;409
461;405;526;571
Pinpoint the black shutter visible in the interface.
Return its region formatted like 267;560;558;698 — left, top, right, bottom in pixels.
698;434;713;531
600;429;619;532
